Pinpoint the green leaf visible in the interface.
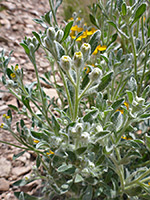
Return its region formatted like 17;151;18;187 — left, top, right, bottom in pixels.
82;185;93;200
66;150;77;163
76;147;87;155
57;163;76;174
14;192;41;200
89;14;98;28
83;109;99;122
6;68;13;79
36;154;41;168
131;4;146;26
8;104;18;112
21;96;32;112
95;131;110;142
74;174;84;183
107;21;117;29
55;0;63;13
126;90;133;104
52;115;60;136
61;21;73;42
145;134;150;151
112;98;124;110
121;2;127;16
13;151;26;161
13;179;34;187
111;111;123;132
81;73;90;90
54;40;65;60
31;131;49;141
97;71;113;92
33;18;47;28
20;43;30;55
32;31;41;44
89;30;101;54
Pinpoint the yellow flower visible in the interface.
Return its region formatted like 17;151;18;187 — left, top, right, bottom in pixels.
76;17;81;21
121;136;127;140
92;45;107;55
71;25;83;32
116;109;124;114
15;65;19;71
148;182;150;186
33;139;39;144
86;28;97;36
84;66;90;74
10;73;16;78
97;45;107;51
0;123;4;128
68;17;74;22
2;114;10;119
92;48;98;55
46;150;54;155
124;102;129;110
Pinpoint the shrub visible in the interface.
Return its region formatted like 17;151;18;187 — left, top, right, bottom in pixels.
0;0;150;199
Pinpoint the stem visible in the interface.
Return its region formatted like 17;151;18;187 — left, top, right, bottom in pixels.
78;80;93;101
48;0;58;26
141;16;145;45
113;74;123;100
137;48;148;95
57;63;74;119
74;68;80;121
128;26;138;82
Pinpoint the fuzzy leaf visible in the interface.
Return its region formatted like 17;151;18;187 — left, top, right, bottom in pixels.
97;72;113;91
61;21;73;42
54;40;65;60
89;30;101;54
131;4;146;26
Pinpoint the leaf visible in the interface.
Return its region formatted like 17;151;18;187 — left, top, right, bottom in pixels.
131;4;146;26
145;134;150;151
52;115;60;136
107;21;117;29
89;30;101;54
81;73;90;89
74;174;84;183
89;14;98;28
76;147;87;155
111;112;124;132
20;43;30;55
112;99;124;110
36;154;41;168
33;18;47;28
31;131;49;141
61;21;73;42
14;192;41;200
57;164;76;174
32;31;41;44
82;185;93;200
95;131;110;142
83;109;99;122
21;96;32;112
54;40;65;60
97;71;113;92
126;90;133;104
55;0;63;13
6;68;13;79
13;151;25;160
13;179;34;187
121;2;127;16
8;104;18;112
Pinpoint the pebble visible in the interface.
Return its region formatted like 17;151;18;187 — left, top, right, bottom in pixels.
0;157;11;178
0;178;10;191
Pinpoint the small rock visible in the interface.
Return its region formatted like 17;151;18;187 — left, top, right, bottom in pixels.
12;166;31;177
44;88;58;99
0;105;8;112
0;178;10;191
0;157;11;178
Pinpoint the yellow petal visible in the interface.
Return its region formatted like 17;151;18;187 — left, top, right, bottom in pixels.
97;45;107;51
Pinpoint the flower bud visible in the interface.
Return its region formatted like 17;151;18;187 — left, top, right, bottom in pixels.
60;55;72;71
81;43;91;61
26;37;32;45
6;80;14;88
89;68;102;82
55;30;64;42
47;27;56;41
73;51;84;68
44;37;51;50
29;43;35;53
81;132;90;142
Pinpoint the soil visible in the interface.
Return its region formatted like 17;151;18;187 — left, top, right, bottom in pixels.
0;0;63;199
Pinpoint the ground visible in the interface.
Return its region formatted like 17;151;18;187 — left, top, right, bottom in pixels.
0;0;62;199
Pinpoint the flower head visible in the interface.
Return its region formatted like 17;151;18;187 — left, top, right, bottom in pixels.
60;55;72;71
46;150;54;155
10;73;16;79
0;123;4;128
74;51;84;68
34;139;39;144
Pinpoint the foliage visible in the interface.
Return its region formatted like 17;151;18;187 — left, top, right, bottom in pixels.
0;0;150;199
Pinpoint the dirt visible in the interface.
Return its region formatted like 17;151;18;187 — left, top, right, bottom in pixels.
0;0;63;199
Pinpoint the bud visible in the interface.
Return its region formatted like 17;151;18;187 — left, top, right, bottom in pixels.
55;30;64;42
89;68;102;82
81;43;91;61
44;37;52;50
29;43;35;53
81;132;90;142
73;51;84;68
32;37;38;46
26;37;32;45
60;55;72;71
47;27;56;41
